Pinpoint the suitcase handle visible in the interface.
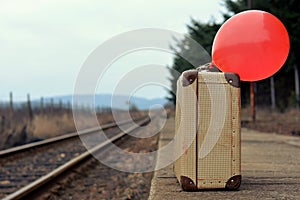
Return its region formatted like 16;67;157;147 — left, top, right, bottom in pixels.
196;63;220;72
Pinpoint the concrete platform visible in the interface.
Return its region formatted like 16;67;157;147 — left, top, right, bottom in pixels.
148;117;300;200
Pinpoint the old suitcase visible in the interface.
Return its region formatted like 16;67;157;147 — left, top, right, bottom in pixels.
174;69;241;191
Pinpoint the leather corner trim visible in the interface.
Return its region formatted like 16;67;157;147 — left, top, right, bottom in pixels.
225;73;240;88
182;70;198;87
180;176;198;191
225;175;242;190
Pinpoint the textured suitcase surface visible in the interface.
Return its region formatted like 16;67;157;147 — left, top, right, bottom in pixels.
174;70;241;191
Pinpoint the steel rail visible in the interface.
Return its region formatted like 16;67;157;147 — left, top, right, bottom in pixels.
2;117;150;200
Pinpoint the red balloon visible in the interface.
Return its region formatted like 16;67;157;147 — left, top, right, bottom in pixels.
212;10;290;81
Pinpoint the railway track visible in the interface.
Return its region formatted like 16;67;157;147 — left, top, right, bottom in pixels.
0;117;150;200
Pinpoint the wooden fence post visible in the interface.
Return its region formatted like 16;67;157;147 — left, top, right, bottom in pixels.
9;92;14;117
40;97;44;113
250;82;256;122
50;98;54;112
270;76;276;110
27;94;33;121
294;64;299;109
59;99;63;110
67;101;71;113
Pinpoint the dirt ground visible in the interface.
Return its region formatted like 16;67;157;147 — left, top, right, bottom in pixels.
241;107;300;136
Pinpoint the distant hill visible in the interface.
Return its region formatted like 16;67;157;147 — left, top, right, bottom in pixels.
30;94;168;110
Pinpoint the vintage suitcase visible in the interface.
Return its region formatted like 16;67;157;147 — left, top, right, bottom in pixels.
174;69;241;191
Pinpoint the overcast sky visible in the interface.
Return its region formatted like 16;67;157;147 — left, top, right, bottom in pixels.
0;0;225;101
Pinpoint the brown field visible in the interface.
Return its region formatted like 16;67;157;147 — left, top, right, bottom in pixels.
1;104;299;150
166;105;300;136
0;107;146;150
241;107;300;136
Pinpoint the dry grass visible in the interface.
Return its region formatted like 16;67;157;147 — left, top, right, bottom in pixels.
0;109;77;149
162;105;300;136
242;107;300;135
28;113;76;139
0;108;148;150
